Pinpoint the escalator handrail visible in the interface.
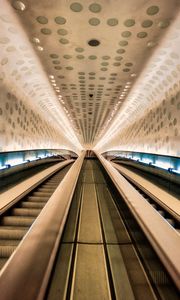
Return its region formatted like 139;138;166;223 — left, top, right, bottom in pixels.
96;152;180;291
0;152;85;300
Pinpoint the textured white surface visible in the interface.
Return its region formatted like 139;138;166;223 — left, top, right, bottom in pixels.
0;0;179;155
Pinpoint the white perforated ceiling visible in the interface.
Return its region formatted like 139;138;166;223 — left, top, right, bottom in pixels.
1;0;180;150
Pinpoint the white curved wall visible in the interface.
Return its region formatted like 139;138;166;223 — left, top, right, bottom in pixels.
0;81;81;154
95;15;180;157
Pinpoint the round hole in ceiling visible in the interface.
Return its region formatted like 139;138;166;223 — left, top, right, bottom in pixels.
37;16;48;24
41;28;52;35
101;62;109;66
70;2;83;12
0;37;10;44
57;29;68;35
146;6;159;15
50;54;59;58
59;38;69;44
119;40;128;46
89;55;97;60
89;3;102;13
124;19;135;27
66;66;73;70
77;55;85;59
115;56;123;61
55;16;66;24
102;55;110;60
137;31;147;38
89;18;100;26
142;20;153;28
117;49;125;54
113;62;121;66
88;39;100;46
52;60;60;64
121;31;131;38
64;55;72;59
125;62;133;66
158;20;170;29
107;18;118;26
75;47;84;52
54;66;62;70
1;57;8;65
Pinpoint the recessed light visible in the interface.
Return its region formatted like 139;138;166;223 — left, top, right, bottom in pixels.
12;1;26;11
32;37;40;44
37;46;43;51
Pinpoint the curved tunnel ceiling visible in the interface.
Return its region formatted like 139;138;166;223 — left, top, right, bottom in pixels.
0;0;180;154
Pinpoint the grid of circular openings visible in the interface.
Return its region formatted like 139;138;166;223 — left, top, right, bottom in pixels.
13;1;176;144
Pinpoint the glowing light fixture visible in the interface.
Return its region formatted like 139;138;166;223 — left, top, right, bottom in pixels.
12;1;26;11
37;46;43;51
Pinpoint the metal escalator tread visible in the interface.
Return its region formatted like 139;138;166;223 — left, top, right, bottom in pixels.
25;196;50;202
11;208;41;217
37;188;55;192
0;240;19;246
19;202;45;209
0;164;72;271
32;191;53;197
0;246;17;258
0;228;27;239
1;216;35;226
43;183;58;186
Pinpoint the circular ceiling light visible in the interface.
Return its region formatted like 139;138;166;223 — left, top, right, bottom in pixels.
12;1;26;11
32;37;40;44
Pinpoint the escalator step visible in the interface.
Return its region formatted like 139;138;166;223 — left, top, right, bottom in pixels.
1;216;35;226
20;202;45;209
26;196;49;202
32;191;52;197
37;188;55;192
11;208;41;217
0;240;19;246
0;228;27;239
0;246;17;258
0;258;8;269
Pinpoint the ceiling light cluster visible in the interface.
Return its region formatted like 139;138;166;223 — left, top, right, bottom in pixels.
32;36;44;51
49;75;76;127
97;80;133;138
49;75;61;93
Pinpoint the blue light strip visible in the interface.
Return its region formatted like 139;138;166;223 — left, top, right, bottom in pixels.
0;149;77;172
104;150;180;174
